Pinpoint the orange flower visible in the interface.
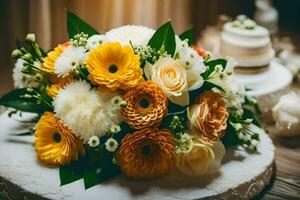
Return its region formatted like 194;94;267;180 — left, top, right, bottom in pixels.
46;74;73;97
192;46;206;57
121;81;168;129
188;91;229;141
41;42;71;74
117;128;176;178
35;112;85;166
86;42;143;90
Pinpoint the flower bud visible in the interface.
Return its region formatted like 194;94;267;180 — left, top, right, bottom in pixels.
11;49;22;58
26;33;36;42
22;53;32;61
110;124;121;134
35;73;43;81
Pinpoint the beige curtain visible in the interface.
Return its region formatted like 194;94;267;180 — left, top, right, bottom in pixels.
0;0;194;94
26;0;193;50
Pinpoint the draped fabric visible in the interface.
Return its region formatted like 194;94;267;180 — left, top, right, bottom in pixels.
2;0;192;51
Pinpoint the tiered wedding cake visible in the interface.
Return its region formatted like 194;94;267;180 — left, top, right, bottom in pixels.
220;16;292;120
220;15;274;72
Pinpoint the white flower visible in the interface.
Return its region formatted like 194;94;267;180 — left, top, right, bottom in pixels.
176;135;225;176
105;25;154;47
53;80;121;142
237;15;247;21
272;92;300;136
12;58;39;88
110;124;121;133
176;132;193;153
105;138;118;152
54;45;86;77
243;19;256;29
26;33;35;42
88;136;100;147
86;34;111;50
175;37;206;73
144;57;204;106
209;59;245;109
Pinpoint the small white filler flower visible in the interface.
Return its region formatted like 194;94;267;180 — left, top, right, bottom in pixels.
105;138;118;152
88;136;100;147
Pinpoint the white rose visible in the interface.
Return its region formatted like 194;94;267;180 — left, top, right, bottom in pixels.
176;134;225;176
272;92;300;136
144;57;204;106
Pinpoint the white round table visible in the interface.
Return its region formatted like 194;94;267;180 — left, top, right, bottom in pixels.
0;112;275;200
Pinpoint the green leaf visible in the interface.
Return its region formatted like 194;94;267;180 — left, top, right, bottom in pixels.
203;81;225;93
59;156;88;186
189;81;225;105
179;27;195;46
243;108;261;127
60;166;83;186
84;168;100;189
67;11;99;39
244;96;261;115
148;21;176;56
0;89;48;113
202;59;227;80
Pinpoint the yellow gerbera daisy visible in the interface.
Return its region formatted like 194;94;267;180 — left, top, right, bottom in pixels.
86;42;143;90
41;42;70;74
35;112;85;166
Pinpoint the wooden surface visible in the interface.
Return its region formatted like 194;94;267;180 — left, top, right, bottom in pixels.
0;72;300;200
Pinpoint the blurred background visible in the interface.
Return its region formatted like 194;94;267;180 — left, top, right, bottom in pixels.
0;0;300;95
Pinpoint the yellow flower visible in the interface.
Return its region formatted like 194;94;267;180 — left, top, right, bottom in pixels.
86;42;143;90
47;84;60;97
176;134;225;176
47;74;73;97
117;128;176;178
121;80;168;129
35;112;85;166
41;42;70;74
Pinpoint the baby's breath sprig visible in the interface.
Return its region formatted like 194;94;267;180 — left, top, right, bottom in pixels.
133;45;169;64
168;115;186;138
70;32;89;47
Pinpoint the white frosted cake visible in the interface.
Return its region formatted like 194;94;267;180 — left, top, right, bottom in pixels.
220;15;275;70
221;16;293;123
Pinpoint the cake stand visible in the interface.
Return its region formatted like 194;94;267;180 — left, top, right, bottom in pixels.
235;59;293;123
0;111;275;200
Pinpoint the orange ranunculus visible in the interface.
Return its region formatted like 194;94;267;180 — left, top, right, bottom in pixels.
121;80;168;129
117;128;176;178
188;91;229;141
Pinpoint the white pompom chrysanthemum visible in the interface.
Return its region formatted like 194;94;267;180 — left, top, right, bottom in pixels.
87;34;111;50
53;80;121;142
54;45;86;77
105;25;154;47
12;58;38;88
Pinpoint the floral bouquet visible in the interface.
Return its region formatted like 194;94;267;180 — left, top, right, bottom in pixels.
0;12;261;189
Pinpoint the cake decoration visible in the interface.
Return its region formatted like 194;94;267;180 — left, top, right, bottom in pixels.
221;15;275;70
0;11;262;189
